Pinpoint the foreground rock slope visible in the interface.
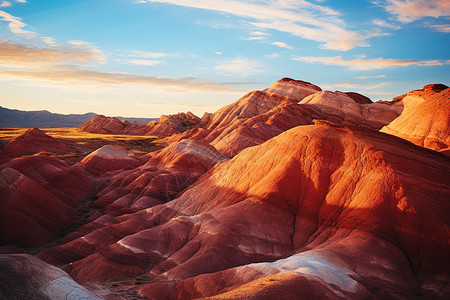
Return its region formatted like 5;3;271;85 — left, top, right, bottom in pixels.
0;78;449;299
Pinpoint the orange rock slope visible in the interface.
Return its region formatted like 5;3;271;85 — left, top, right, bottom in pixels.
39;122;449;299
1;78;449;300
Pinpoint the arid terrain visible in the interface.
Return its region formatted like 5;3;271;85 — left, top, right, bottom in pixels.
0;78;449;299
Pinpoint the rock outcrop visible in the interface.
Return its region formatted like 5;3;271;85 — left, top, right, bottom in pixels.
145;112;201;137
3;127;70;157
381;85;450;152
36;122;448;299
2;78;449;300
0;254;103;300
79;115;150;135
81;145;139;174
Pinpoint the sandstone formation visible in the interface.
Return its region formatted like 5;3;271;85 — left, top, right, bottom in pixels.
0;156;93;247
1;78;449;300
81;145;139;174
3;127;70;157
0;254;103;300
145;112;201;137
37;122;448;299
381;85;450;152
79;112;202;137
79;114;151;135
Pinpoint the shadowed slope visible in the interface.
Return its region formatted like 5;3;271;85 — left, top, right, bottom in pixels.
36;122;449;299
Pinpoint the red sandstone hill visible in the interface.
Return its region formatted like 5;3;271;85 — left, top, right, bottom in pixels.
3;127;70;157
39;122;449;299
1;78;449;300
381;85;450;152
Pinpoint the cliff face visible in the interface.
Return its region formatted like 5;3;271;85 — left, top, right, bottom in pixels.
1;78;449;300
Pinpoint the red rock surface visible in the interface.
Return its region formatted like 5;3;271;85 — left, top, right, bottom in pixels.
36;122;448;299
79;115;149;135
344;91;373;104
0;156;94;247
381;86;450;152
2;78;449;300
145;111;201;137
79;112;202;137
81;145;140;174
3;127;69;157
0;254;103;299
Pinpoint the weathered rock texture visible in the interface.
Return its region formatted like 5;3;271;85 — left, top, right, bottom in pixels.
81;145;139;174
381;85;450;152
0;156;93;247
2;78;449;300
38;122;449;299
3;127;70;157
0;254;103;300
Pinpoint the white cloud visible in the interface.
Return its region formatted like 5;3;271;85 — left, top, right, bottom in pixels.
375;0;450;23
266;53;280;58
292;55;449;70
0;1;11;7
271;41;292;49
0;10;36;36
128;59;163;66
139;0;368;51
215;51;223;55
41;36;56;45
372;18;401;30
357;74;386;79
0;66;248;94
129;50;168;58
429;24;450;33
0;41;106;69
16;0;27;3
250;31;270;36
215;57;263;76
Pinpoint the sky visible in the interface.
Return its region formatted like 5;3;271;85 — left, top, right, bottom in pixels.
0;0;449;118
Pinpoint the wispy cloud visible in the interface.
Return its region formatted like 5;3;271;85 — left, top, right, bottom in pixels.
356;74;386;79
215;57;263;76
266;53;280;58
429;24;450;33
372;18;401;30
139;0;368;51
374;0;450;23
0;10;36;36
0;66;249;94
0;41;105;68
129;50;168;58
292;55;449;70
128;59;164;66
0;1;11;7
271;41;292;49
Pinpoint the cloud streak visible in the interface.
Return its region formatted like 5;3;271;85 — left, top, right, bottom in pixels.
375;0;450;23
292;55;450;70
430;24;450;33
215;57;263;76
0;66;249;94
0;41;105;68
0;10;35;36
128;59;164;66
271;41;292;49
139;0;368;51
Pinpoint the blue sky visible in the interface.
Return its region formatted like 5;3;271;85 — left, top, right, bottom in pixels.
0;0;449;118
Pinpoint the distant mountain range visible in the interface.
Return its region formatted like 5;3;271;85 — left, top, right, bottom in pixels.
0;106;156;128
